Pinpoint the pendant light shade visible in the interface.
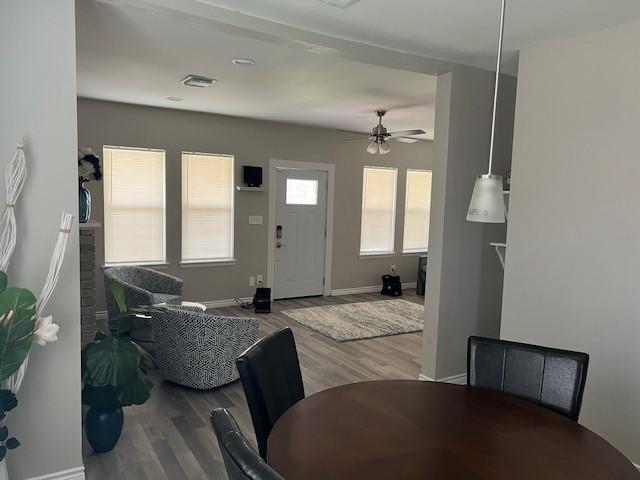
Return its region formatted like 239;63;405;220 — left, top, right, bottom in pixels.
466;0;507;224
466;174;505;223
378;141;391;155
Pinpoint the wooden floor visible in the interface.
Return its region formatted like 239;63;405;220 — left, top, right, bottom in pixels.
83;290;424;480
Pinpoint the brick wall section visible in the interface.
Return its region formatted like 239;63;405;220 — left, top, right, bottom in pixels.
79;227;97;345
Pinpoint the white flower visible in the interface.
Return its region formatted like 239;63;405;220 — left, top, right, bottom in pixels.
34;316;60;346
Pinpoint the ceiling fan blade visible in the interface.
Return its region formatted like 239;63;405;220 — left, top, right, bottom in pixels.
341;137;371;142
394;137;420;144
388;129;426;138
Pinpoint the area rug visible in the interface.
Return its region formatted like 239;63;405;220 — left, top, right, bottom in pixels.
281;299;424;342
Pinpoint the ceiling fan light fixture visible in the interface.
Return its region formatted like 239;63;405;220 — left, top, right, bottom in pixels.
366;141;379;155
379;141;391;155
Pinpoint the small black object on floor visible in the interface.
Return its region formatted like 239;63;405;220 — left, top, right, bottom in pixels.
381;275;402;297
254;287;271;313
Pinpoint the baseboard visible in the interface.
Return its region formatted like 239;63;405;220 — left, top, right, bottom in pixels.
332;282;417;296
27;466;85;480
419;372;467;385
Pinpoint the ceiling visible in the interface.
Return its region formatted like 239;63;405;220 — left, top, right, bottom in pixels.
193;0;640;71
78;0;640;137
76;1;438;139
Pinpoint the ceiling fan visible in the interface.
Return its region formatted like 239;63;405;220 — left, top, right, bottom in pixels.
345;110;427;155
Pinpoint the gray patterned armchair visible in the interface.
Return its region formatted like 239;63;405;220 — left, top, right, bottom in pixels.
103;266;184;343
152;307;259;389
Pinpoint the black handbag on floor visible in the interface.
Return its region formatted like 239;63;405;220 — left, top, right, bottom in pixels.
381;275;402;297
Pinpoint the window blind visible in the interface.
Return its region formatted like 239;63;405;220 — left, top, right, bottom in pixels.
360;167;398;254
181;152;234;262
403;169;433;253
103;146;166;265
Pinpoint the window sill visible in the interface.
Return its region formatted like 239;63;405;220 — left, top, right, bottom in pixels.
359;252;397;259
179;259;237;268
103;262;169;270
402;251;428;256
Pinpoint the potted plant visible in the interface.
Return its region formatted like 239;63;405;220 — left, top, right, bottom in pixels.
81;281;163;453
0;272;61;462
78;148;102;223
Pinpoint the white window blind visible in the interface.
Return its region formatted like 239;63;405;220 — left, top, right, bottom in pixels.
103;146;166;265
360;167;398;254
181;152;234;263
403;169;433;253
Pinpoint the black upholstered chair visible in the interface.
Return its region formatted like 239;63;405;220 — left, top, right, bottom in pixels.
236;328;305;460
210;408;284;480
467;336;589;421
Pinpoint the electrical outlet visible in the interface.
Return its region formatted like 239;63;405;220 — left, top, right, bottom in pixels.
249;276;255;287
256;274;263;286
390;264;397;274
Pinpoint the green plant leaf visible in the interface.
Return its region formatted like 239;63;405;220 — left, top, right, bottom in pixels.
94;331;108;341
6;438;19;450
0;426;8;441
0;445;6;461
0;288;36;316
117;373;153;407
0;337;32;381
134;343;157;372
110;282;128;314
0;273;8;294
83;337;139;387
82;385;120;409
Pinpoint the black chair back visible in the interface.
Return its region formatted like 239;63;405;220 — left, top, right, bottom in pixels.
236;328;305;460
210;408;284;480
468;336;589;421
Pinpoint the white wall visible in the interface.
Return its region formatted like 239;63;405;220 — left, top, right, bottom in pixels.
421;66;516;380
501;19;640;465
0;1;82;478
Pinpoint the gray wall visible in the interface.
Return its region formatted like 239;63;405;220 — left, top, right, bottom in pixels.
501;19;640;464
77;99;434;311
422;66;516;380
0;1;82;478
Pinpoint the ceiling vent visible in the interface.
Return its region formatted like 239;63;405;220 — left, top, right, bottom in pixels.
317;0;360;9
180;75;217;88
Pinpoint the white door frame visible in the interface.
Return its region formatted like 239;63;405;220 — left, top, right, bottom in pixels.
267;158;335;298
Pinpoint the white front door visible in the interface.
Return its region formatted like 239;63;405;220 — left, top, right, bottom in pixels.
274;169;327;299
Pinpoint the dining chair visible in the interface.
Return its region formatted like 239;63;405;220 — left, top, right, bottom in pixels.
236;327;305;460
467;336;589;421
210;408;285;480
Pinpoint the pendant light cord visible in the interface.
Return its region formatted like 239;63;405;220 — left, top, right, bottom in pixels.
487;0;506;175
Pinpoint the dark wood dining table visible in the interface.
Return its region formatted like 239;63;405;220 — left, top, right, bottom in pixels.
267;380;639;480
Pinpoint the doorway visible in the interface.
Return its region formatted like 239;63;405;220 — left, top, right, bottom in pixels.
268;159;335;300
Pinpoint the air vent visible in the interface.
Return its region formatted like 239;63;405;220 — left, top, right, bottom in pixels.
180;75;217;88
317;0;360;9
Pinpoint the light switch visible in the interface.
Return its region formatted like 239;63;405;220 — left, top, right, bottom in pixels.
249;215;263;225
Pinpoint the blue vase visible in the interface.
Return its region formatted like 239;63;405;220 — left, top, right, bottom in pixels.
85;407;124;453
79;182;91;224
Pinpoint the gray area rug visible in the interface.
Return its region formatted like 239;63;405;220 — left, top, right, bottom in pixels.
282;299;424;342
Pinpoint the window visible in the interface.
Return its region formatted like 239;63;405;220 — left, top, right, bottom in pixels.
286;179;318;205
403;169;433;253
103;146;166;265
360;167;398;255
181;152;234;263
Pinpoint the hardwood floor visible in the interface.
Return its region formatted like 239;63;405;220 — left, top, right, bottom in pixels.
83;290;424;480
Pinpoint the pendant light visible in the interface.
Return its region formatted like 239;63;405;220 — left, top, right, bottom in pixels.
466;0;507;223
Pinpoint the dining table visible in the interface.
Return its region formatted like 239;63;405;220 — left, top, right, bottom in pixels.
267;380;639;480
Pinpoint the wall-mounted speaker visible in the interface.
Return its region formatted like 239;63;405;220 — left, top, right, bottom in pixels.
243;166;263;187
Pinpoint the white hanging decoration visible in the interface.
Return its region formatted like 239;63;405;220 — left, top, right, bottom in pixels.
0;141;27;272
3;212;75;394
